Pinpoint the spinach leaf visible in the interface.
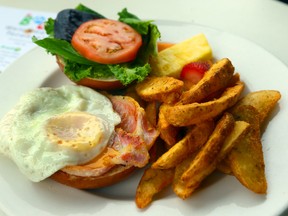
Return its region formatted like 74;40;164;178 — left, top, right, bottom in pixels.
32;37;96;65
75;3;105;18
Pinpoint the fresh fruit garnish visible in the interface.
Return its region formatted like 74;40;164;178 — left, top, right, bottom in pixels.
180;61;212;89
150;34;213;78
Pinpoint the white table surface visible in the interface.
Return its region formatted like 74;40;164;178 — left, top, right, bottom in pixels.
0;0;287;67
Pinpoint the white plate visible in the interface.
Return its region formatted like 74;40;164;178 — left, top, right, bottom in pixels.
0;21;288;216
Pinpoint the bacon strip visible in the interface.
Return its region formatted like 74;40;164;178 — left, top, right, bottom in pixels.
110;128;149;167
62;95;159;177
108;95;160;149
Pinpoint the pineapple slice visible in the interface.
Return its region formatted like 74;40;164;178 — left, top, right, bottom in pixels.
150;33;213;78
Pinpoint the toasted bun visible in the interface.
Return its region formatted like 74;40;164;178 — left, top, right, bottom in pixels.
56;56;124;90
51;165;135;189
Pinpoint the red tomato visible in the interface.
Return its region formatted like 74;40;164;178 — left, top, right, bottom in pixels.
71;19;142;64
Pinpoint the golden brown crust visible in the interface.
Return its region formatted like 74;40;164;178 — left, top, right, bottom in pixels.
51;165;135;189
135;76;184;104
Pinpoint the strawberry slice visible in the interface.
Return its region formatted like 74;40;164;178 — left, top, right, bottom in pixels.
180;61;211;89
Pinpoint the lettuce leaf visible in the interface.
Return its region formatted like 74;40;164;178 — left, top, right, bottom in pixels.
118;8;160;64
63;59;113;81
63;58;150;85
108;63;151;85
118;8;151;35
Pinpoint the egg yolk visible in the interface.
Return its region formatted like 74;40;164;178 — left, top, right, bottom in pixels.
45;112;107;151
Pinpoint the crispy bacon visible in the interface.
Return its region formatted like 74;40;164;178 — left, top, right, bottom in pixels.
62;95;159;177
110;128;149;167
108;95;159;149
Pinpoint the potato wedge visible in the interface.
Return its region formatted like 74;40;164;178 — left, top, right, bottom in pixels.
217;119;250;175
157;105;180;147
145;101;158;127
228;72;240;87
181;113;235;187
217;120;250;160
180;58;235;104
173;113;233;198
228;105;267;194
217;157;233;175
233;90;281;124
152;120;215;169
162;81;244;126
172;155;196;199
174;117;249;199
135;76;184;104
203;72;240;102
135;167;174;209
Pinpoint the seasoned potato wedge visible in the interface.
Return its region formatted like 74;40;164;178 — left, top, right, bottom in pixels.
228;105;267;194
173;113;233;199
217;120;250;159
217;120;250;175
174;117;249;199
162;81;244;126
157;105;180;147
135;76;184;104
172;155;196;199
217;158;233;175
203;72;240;102
135;167;175;209
180;113;235;188
145;101;158;127
233;90;281;124
180;58;235;104
152;120;215;169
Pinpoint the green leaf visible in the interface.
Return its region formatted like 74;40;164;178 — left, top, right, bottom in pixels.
118;8;140;20
33;37;97;65
121;18;153;35
63;60;151;85
118;8;152;35
118;8;160;61
64;59;113;81
75;3;105;18
108;63;151;85
44;18;55;38
144;23;161;57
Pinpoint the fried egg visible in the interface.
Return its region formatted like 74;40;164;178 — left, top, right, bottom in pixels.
0;85;121;182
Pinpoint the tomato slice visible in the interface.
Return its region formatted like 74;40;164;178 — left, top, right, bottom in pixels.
71;19;142;64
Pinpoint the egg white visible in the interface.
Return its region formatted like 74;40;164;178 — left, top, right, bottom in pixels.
0;85;121;182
